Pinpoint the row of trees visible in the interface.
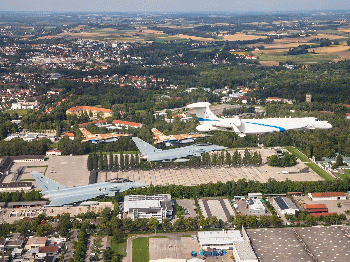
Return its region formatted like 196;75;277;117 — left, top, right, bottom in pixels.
285;211;346;226
0;138;50;157
124;178;350;199
0;190;42;203
87;149;263;171
233;214;282;228
73;227;89;262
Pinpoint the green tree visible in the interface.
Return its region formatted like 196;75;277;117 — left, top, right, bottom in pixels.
87;154;93;171
225;151;232;166
242;149;251;165
119;152;125;170
98;152;104;170
148;217;159;233
109;153;114;170
332;154;344;169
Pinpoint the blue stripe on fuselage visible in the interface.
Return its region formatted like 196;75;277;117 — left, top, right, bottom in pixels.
243;121;286;132
197;118;219;122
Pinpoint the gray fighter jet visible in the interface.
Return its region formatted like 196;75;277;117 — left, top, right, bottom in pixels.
32;172;146;206
132;137;227;162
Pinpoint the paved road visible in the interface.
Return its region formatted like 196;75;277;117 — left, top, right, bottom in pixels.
65;230;78;261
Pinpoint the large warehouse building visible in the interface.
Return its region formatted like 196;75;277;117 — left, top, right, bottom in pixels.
273;196;299;215
308;192;346;201
198;229;258;262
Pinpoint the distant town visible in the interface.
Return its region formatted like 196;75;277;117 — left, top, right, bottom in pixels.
0;10;350;262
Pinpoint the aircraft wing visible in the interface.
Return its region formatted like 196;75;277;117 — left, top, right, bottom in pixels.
47;191;108;206
147;148;200;161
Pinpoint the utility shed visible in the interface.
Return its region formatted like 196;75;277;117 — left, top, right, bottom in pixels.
308;192;346;201
304;204;328;213
273;196;299;215
248;193;262;199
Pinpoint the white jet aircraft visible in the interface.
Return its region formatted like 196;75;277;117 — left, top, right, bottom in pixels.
187;102;332;137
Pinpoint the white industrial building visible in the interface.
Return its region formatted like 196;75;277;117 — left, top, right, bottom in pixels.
248;193;262;199
308;192;346;201
273;196;299;215
198;229;258;262
11;101;39;110
124;194;173;222
198;230;243;250
246;199;266;214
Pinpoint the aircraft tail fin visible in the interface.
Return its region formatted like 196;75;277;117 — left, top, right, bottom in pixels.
187;102;219;124
151;128;167;144
32;172;67;194
132;137;160;156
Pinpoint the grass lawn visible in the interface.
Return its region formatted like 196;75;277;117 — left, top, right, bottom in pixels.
132;237;149;262
305;163;335;181
336;169;350;180
258;53;338;63
5;109;28;116
285;146;310;162
110;238;126;257
286;146;334;181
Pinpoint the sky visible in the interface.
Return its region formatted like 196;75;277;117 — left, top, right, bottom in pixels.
2;0;350;12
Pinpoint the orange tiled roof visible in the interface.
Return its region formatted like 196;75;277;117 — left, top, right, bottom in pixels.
67;106;113;114
310;192;345;198
304;204;327;209
64;132;75;137
79;119;108;127
112;120;141;127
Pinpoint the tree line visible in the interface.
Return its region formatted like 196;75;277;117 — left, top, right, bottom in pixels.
87;149;263;171
124;178;350;199
0;190;42;203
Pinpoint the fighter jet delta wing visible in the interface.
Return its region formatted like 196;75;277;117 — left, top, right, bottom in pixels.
132;137;226;162
32;171;146;206
79;128;130;143
152;128;208;145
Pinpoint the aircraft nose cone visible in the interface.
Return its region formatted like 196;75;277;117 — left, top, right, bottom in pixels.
325;122;332;129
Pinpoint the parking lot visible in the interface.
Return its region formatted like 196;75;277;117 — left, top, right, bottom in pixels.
176;199;197;218
198;198;235;221
149;235;200;260
293;194;350;219
45;155;90;187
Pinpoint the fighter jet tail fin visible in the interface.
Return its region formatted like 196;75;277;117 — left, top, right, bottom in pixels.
151;128;167;144
132;137;161;156
32;172;67;194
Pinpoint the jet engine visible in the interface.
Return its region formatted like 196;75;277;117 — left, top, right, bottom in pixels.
214;118;242;129
196;125;217;132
